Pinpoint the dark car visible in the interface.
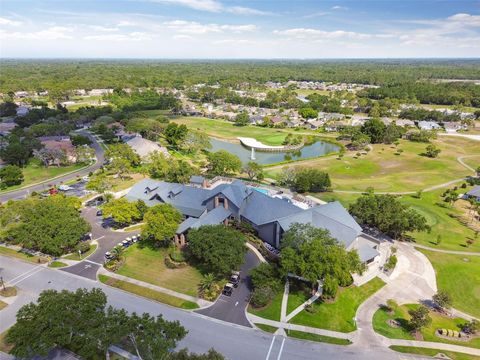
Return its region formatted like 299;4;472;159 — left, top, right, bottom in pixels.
230;272;240;288
96;210;103;216
222;283;234;296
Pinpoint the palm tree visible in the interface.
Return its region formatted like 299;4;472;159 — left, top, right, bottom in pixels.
199;273;216;292
110;246;124;261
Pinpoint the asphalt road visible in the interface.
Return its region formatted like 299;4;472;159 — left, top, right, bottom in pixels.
0;256;421;360
0;131;105;203
61;206;139;280
196;250;260;327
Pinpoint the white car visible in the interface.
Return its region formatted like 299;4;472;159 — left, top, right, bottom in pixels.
58;185;71;191
131;236;138;243
122;240;130;247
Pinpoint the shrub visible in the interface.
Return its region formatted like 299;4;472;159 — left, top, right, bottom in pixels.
304;303;318;314
250;286;275;308
322;275;338;299
169;246;186;262
75;242;91;254
385;255;397;270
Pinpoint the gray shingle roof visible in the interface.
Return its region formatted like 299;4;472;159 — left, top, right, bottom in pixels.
203;180;253;209
467;186;480;198
176;206;231;234
241;191;303;225
190;175;205;184
357;244;379;262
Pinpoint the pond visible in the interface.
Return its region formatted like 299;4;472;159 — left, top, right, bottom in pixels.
209;138;340;165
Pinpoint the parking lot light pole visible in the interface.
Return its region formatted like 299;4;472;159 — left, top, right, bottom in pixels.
78;249;82;260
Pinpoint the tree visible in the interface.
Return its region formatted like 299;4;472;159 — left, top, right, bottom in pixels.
181;131;211;154
299;107;318;119
86;172;112;193
71;134;92;146
102;198;143;226
168;349;225;360
0;165;23;188
187;225;246;276
250;262;282;292
34;147;67;166
350;133;370;150
0;133;42;167
1;195;90;256
0;101;18;116
349;194;430;239
207;150;242;176
361;118;386;144
106;143;141;179
279;224;363;297
408;305;431;331
234;111;249;126
141;204;182;246
164;123;188;148
5;288;198;360
292;169;331;193
75;145;95;164
425;144;441;158
432;290;452;310
244;161;264;181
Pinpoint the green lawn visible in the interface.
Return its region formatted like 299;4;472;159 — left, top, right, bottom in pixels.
0;159;87;194
172;117;327;146
390;346;480;360
63;244;97;261
116;244;203;297
48;261;68;268
248;291;283;321
290;277;385;332
287;280;312;315
265;136;480;193
286;330;352;345
374;304;480;349
0;246;49;264
99;275;198;310
255;323;278;334
419;250;480;318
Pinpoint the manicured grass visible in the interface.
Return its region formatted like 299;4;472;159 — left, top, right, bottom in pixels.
255;323;278;334
0;300;7;310
121;223;144;232
286;330;352;345
0;159;87;193
116;244;203;297
419;250;480;318
374;304;480;349
248;291;283;321
109;173;146;192
172;117;325;146
390;346;480;360
0;246;49;264
287;280;312;315
48;261;68;268
98;274;199;309
290;277;385;332
266;137;480;193
0;287;17;297
63;244;97;261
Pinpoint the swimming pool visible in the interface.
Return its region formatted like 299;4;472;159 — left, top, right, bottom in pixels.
252;187;269;195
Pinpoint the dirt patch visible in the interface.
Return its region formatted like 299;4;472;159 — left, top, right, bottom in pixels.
379;160;402;169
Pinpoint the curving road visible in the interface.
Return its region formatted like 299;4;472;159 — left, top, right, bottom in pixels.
0;255;419;360
0;131;105;203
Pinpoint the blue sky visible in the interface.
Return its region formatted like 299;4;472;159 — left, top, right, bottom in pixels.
0;0;479;58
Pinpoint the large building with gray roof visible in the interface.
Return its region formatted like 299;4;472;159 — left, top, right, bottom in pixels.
125;178;381;262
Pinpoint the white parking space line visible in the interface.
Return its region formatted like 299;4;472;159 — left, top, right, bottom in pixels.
276;337;286;360
265;336;276;360
6;265;44;285
9;267;44;286
92;236;105;242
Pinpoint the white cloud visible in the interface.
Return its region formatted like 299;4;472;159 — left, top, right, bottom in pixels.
1;26;73;40
148;0;222;12
447;13;480;27
227;6;274;16
84;32;150;41
173;34;193;40
331;5;348;10
274;28;371;40
303;11;329;19
89;25;119;32
117;20;137;27
164;20;257;34
0;17;22;26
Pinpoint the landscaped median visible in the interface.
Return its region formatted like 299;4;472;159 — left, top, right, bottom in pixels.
0;246;49;264
286;330;352;345
389;345;480;360
98;274;199;310
373;303;480;349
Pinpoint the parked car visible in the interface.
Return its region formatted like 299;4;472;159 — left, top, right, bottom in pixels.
222;283;234;296
131;235;138;243
104;252;112;260
122;240;130;247
125;237;132;244
230;272;240;288
96;210;103;216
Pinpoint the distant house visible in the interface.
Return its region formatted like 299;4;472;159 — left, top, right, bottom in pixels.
395;119;415;128
249;115;264;125
443;122;467;133
125;135;169;160
38;136;77;164
418;121;441;131
0;121;17;137
466;186;480;201
125;179;382;264
270;116;285;125
308;120;324;130
16;105;30;117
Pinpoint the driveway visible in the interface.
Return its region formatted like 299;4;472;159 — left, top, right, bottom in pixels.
61;206;138;280
195;250;261;327
0;131;104;203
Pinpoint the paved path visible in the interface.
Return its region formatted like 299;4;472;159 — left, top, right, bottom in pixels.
280;280;289;322
0;131;104;203
412;243;480;256
457;154;479;173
